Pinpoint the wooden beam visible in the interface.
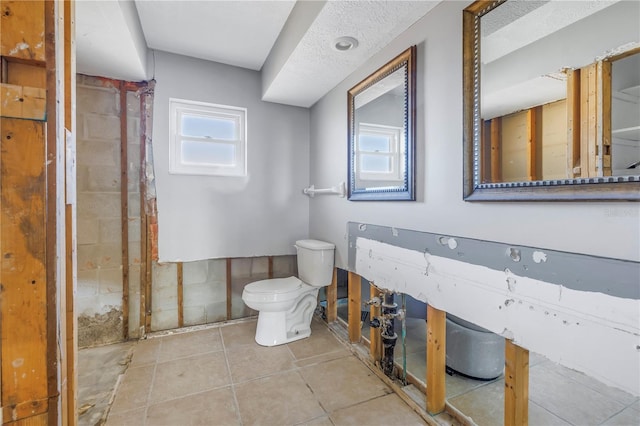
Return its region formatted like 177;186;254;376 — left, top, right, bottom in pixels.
44;1;61;422
505;340;530;426
325;267;338;323
598;60;612;177
426;305;446;415
226;258;233;320
119;81;130;340
566;68;581;178
138;87;150;337
527;106;542;181
1;118;49;423
177;262;184;327
268;256;274;279
369;283;381;363
347;271;361;343
490;117;502;182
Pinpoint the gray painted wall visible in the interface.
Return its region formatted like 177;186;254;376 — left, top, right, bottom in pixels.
308;0;640;269
152;51;311;261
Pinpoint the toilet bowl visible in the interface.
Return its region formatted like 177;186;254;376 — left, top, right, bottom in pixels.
242;239;335;346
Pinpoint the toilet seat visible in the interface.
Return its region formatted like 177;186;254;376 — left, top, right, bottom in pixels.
243;276;309;304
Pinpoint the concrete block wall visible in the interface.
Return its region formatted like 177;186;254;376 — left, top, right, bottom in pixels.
76;75;127;348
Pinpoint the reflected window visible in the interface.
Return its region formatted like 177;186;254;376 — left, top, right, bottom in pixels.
357;123;403;181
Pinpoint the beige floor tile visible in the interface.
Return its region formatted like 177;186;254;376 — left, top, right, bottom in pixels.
329;393;426;425
235;371;325;425
602;406;640;425
288;325;348;360
220;320;258;350
541;361;638;406
146;387;240;426
448;379;504;426
109;364;155;414
301;356;392;412
104;407;146;426
297;415;335;426
130;338;160;367
149;351;230;403
157;328;223;362
293;348;350;368
445;372;497;400
227;343;295;383
530;362;626;425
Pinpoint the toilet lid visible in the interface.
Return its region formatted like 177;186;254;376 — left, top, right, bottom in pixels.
244;276;302;294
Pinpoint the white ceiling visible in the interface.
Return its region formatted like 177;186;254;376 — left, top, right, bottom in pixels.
75;0;440;107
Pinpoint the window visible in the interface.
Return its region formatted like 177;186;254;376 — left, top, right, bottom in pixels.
169;98;247;176
356;123;403;181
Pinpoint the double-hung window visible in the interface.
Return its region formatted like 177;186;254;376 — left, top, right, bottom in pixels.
357;123;403;181
169;98;247;176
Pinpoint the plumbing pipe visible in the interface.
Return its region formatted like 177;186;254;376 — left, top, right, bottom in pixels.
303;182;346;198
381;292;398;377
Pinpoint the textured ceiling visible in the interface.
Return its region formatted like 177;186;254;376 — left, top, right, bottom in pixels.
75;0;440;107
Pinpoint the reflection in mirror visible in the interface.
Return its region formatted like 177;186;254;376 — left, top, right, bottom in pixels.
348;46;415;200
463;0;640;201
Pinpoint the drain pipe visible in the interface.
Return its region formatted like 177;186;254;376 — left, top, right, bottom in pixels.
380;292;398;377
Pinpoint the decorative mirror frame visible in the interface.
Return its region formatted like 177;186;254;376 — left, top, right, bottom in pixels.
348;46;416;201
463;0;640;201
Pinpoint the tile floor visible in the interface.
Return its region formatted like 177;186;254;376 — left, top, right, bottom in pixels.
100;317;430;425
79;314;640;426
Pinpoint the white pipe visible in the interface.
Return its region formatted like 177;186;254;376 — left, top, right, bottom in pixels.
303;181;346;198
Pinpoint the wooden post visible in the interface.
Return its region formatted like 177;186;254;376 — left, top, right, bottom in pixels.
598;60;612;177
527;106;542;181
177;262;184;327
505;340;530;426
268;256;274;279
490;117;502;182
226;258;233;320
120;81;130;340
347;271;361;343
325;267;338;323
369;283;382;363
567;68;581;177
426;305;446;414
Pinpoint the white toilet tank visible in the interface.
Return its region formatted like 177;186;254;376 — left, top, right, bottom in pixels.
295;239;335;287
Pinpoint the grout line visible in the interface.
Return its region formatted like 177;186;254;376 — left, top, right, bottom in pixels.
221;327;244;426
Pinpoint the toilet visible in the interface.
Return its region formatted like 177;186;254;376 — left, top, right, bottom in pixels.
241;239;335;346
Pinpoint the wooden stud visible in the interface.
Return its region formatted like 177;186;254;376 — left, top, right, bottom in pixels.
325;267;338;323
369;283;382;363
139;86;150;337
226;258;233;320
490;117;502;182
426;305;446;415
598;60;612;177
347;271;361;343
4;60;47;87
268;256;274;279
481;119;493;183
45;1;62;422
1;118;49;423
566;68;581;177
580;63;599;177
144;217;153;332
505;339;530;426
527;106;542;181
120;81;130;340
177;262;184;328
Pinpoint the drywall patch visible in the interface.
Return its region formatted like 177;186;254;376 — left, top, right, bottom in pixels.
533;250;547;263
353;235;640;396
78;308;123;348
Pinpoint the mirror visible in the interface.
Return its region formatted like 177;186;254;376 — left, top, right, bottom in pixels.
348;46;416;201
463;0;640;201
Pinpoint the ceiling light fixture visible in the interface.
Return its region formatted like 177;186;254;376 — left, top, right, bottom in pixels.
333;36;359;52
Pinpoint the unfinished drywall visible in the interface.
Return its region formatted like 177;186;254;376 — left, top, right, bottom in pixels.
151;51;310;262
76;76;142;347
347;223;639;396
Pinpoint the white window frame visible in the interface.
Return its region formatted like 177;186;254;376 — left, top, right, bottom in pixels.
357;122;403;181
169;98;247;176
